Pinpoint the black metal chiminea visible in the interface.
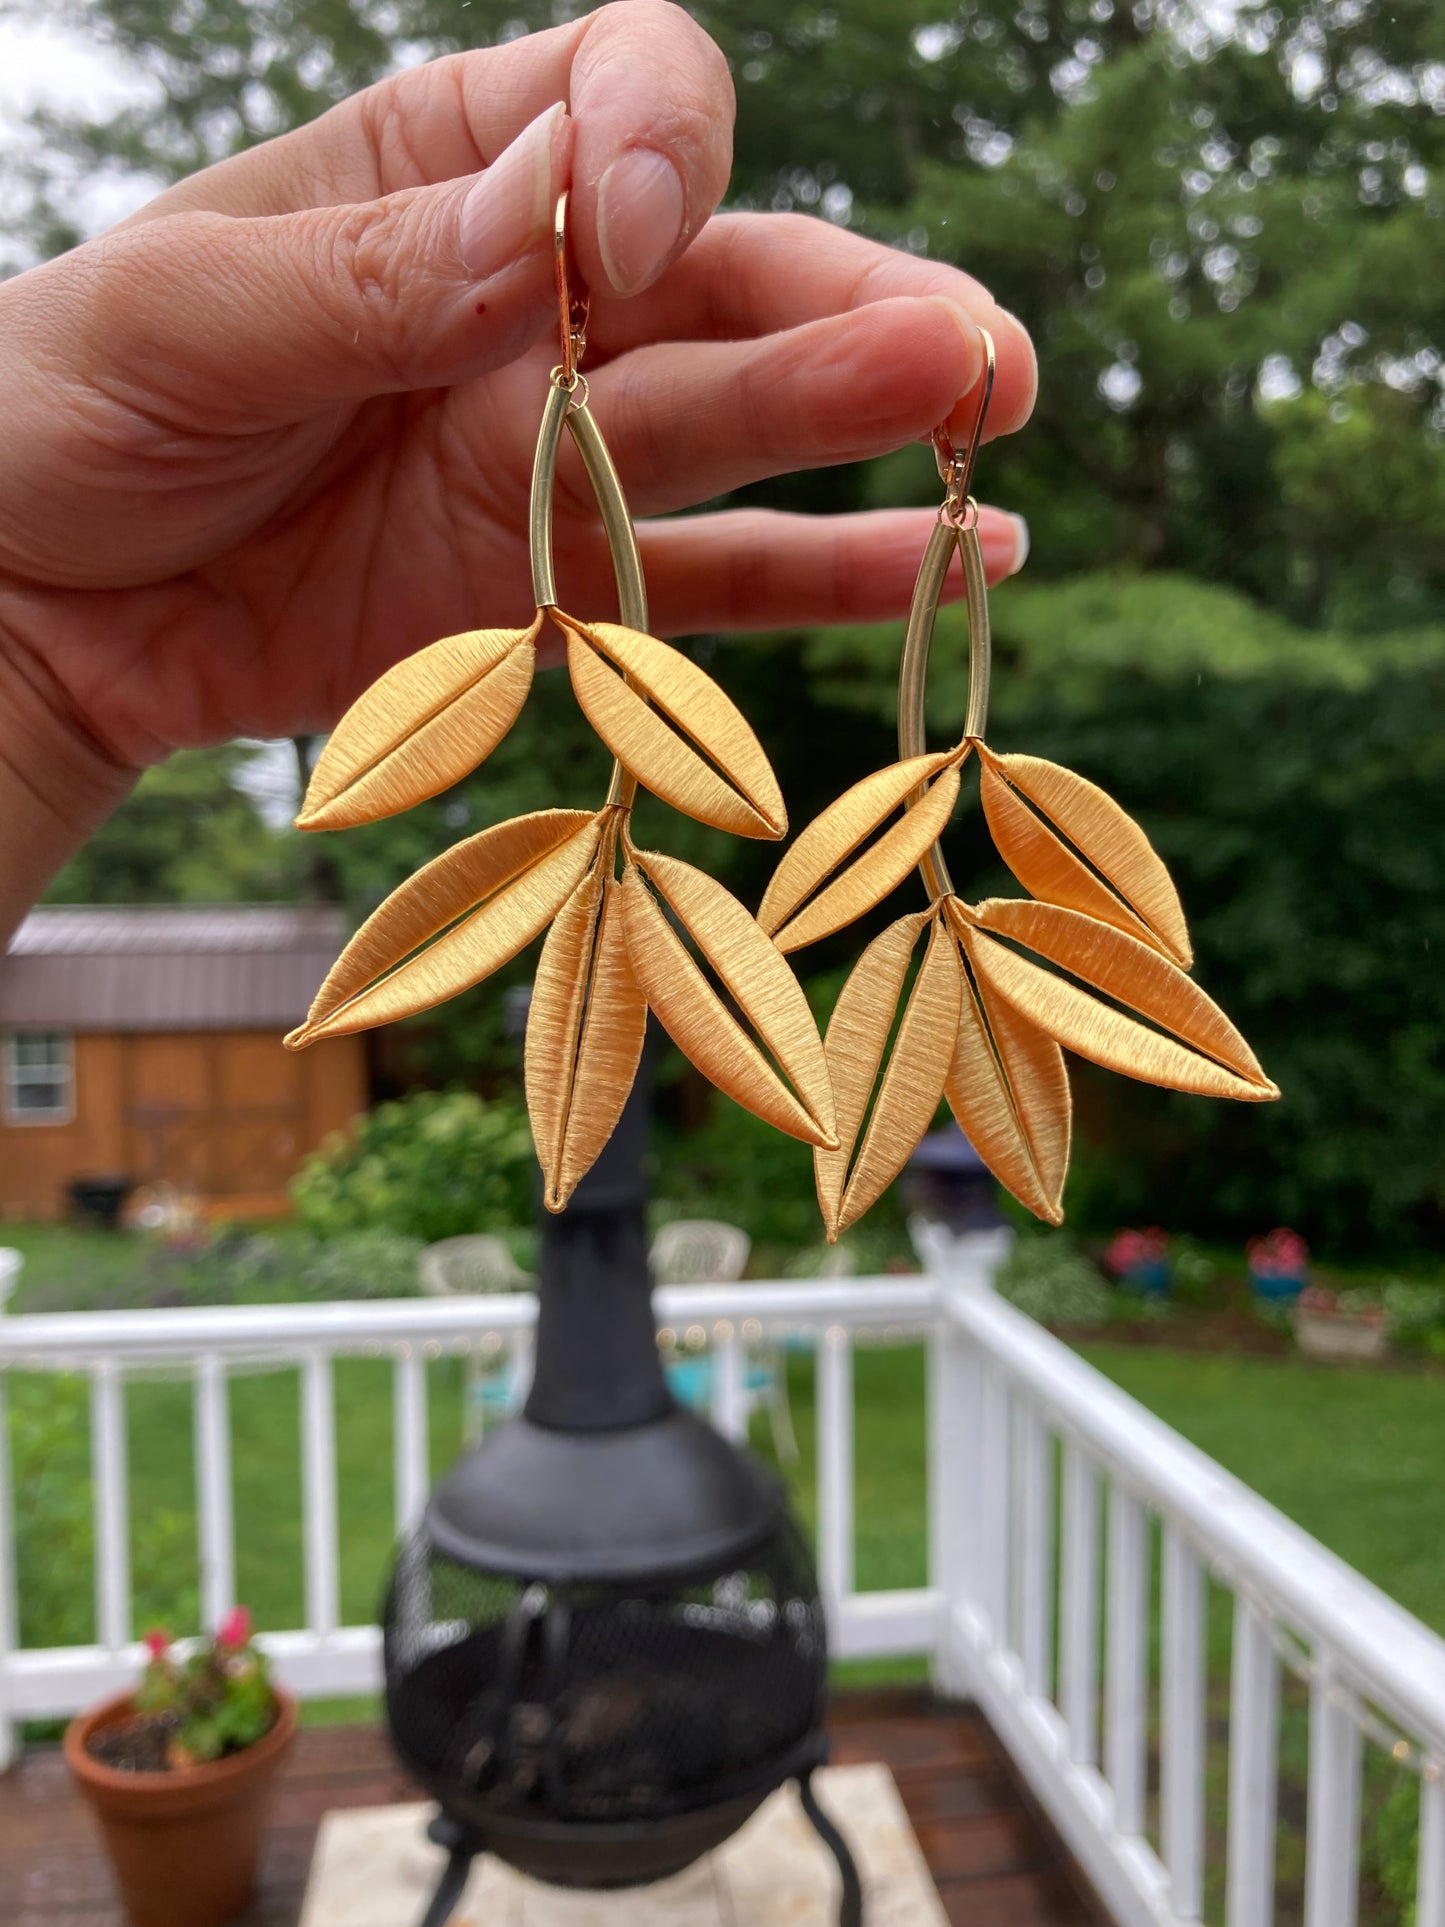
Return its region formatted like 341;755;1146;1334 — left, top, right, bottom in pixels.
380;1068;862;1926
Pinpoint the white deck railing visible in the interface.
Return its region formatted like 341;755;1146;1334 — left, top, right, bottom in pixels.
2;1234;1444;1927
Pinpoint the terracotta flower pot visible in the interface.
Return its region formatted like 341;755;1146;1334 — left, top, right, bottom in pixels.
65;1687;297;1927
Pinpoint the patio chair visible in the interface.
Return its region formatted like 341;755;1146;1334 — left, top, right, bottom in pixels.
650;1219;799;1463
418;1235;535;1442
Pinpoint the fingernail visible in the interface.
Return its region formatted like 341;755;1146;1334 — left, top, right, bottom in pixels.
931;299;986;392
597;147;685;296
459;102;566;279
998;306;1039;417
1005;512;1030;575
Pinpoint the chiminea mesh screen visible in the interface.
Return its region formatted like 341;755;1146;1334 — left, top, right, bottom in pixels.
383;1515;826;1830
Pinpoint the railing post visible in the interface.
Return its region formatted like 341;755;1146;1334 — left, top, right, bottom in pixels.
1304;1657;1362;1927
711;1326;747;1444
1105;1485;1148;1837
393;1348;429;1536
978;1362;1010;1645
1227;1598;1281;1927
194;1355;234;1632
90;1362;131;1652
816;1325;854;1624
1018;1404;1054;1699
1420;1766;1445;1927
928;1313;974;1696
301;1352;339;1640
0;1372;16;1771
1162;1524;1206;1921
1059;1441;1100;1768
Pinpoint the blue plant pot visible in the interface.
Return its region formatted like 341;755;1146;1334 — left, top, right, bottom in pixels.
1251;1271;1306;1302
1121;1259;1172;1297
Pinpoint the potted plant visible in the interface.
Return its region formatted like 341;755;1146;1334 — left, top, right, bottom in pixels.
1105;1226;1172;1296
1248;1226;1310;1301
1294;1285;1389;1364
65;1608;296;1927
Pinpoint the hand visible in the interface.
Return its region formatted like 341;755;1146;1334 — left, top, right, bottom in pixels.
0;0;1035;933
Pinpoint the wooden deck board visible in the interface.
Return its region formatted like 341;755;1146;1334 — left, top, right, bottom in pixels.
0;1690;1107;1926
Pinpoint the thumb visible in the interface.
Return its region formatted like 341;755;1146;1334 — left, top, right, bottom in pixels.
53;102;575;428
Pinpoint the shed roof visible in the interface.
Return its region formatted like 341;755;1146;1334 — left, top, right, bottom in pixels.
0;905;346;1032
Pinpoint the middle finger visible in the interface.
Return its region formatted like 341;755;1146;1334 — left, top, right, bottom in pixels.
552;294;995;522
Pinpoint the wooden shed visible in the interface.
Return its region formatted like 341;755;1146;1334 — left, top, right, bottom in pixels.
0;906;366;1221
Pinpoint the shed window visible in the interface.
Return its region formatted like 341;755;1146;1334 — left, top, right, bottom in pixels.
3;1031;75;1124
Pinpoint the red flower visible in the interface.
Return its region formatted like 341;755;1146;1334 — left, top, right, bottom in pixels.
1247;1227;1309;1278
142;1628;170;1661
216;1605;252;1650
1105;1227;1169;1277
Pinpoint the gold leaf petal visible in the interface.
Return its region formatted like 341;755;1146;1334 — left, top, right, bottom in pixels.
619;857;835;1148
978;747;1191;967
960;899;1277;1100
832;917;963;1237
759;752;956;935
769;761;963;954
559;616;785;838
285;810;598;1046
296;616;540;830
947;947;1070;1225
526;875;647;1213
813;913;931;1237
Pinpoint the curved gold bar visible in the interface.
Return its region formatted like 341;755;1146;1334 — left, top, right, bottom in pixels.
897;521;958;901
529;378;646;813
895;516;992;900
528;378;571;612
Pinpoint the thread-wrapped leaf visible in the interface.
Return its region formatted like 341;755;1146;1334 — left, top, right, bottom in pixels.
977;747;1191;967
526;872;648;1213
762;754;963;954
946;948;1071;1225
619;852;835;1148
956;898;1277;1101
286;810;599;1046
816;913;962;1239
559;616;785;838
297;616;540;830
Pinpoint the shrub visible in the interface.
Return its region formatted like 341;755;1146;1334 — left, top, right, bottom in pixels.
995;1234;1114;1329
291;1090;534;1244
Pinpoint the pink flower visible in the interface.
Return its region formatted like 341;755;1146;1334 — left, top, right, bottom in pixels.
1105;1227;1169;1277
1248;1228;1310;1278
143;1628;170;1661
216;1605;252;1650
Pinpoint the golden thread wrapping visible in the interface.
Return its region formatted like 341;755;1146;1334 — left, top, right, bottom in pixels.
827;915;963;1238
560;616;785;839
619;860;835;1149
814;912;929;1236
977;745;1191;967
526;867;647;1213
297;616;541;830
946;962;1070;1226
769;761;963;954
286;811;599;1045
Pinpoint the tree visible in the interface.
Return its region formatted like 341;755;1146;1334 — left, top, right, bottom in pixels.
43;742;303;903
4;0;1443;1250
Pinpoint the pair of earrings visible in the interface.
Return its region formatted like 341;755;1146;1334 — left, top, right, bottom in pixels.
285;198;1277;1233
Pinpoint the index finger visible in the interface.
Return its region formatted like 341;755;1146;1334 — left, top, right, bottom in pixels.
123;1;734;298
587;211;1038;437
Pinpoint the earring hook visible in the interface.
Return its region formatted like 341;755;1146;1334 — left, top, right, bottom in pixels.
554;191;589;388
932;327;996;520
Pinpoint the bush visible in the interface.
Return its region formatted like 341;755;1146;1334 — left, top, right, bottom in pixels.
995;1234;1114;1329
291;1090;535;1244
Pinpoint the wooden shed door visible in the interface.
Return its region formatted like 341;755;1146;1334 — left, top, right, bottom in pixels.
123;1033;304;1202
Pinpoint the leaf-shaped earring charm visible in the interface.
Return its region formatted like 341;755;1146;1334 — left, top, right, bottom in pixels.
289;195;830;1208
296;617;542;830
764;330;1277;1235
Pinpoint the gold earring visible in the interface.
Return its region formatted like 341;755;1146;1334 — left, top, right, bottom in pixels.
758;333;1278;1241
286;195;836;1210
